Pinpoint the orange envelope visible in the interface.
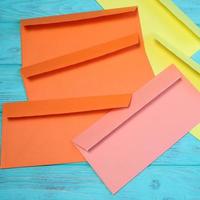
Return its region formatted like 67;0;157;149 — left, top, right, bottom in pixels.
20;7;154;100
0;94;132;168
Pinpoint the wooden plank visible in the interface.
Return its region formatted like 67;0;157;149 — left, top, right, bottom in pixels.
0;23;21;64
0;65;26;109
173;0;200;27
152;133;200;166
0;0;102;22
0;0;101;64
0;165;200;199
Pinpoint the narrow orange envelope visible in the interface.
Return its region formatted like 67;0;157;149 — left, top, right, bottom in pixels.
20;7;154;100
1;94;131;168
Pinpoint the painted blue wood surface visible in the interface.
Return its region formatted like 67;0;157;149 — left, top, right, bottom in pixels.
192;50;200;64
0;0;200;199
173;0;200;27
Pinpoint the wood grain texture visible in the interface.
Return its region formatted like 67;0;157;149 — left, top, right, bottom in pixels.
173;0;200;27
0;165;200;199
0;0;102;22
0;0;102;64
0;23;21;64
0;65;26;109
0;0;200;199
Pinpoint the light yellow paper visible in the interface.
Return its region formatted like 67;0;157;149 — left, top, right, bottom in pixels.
160;0;200;38
191;123;200;140
155;34;200;74
97;0;200;139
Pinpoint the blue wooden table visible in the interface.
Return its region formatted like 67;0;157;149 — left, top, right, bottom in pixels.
0;1;200;199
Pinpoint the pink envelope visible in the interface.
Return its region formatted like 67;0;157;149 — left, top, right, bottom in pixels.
74;65;200;194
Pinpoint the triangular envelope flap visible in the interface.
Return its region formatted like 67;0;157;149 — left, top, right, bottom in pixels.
74;65;182;151
154;34;200;74
21;7;137;26
3;94;132;118
21;34;139;78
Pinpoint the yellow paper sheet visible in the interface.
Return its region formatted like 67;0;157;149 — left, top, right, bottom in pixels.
97;0;200;139
160;0;200;38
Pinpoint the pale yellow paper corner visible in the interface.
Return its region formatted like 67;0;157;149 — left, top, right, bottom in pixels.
191;124;200;140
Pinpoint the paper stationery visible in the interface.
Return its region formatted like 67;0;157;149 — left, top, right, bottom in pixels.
1;94;132;168
74;66;200;193
96;1;200;139
20;7;153;100
155;34;200;74
159;0;200;38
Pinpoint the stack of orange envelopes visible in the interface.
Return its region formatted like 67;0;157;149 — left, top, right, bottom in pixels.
1;7;200;194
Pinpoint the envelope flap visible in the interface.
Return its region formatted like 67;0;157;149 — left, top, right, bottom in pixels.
155;34;200;74
74;65;182;151
21;7;137;26
21;34;139;78
3;94;132;118
159;0;200;37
